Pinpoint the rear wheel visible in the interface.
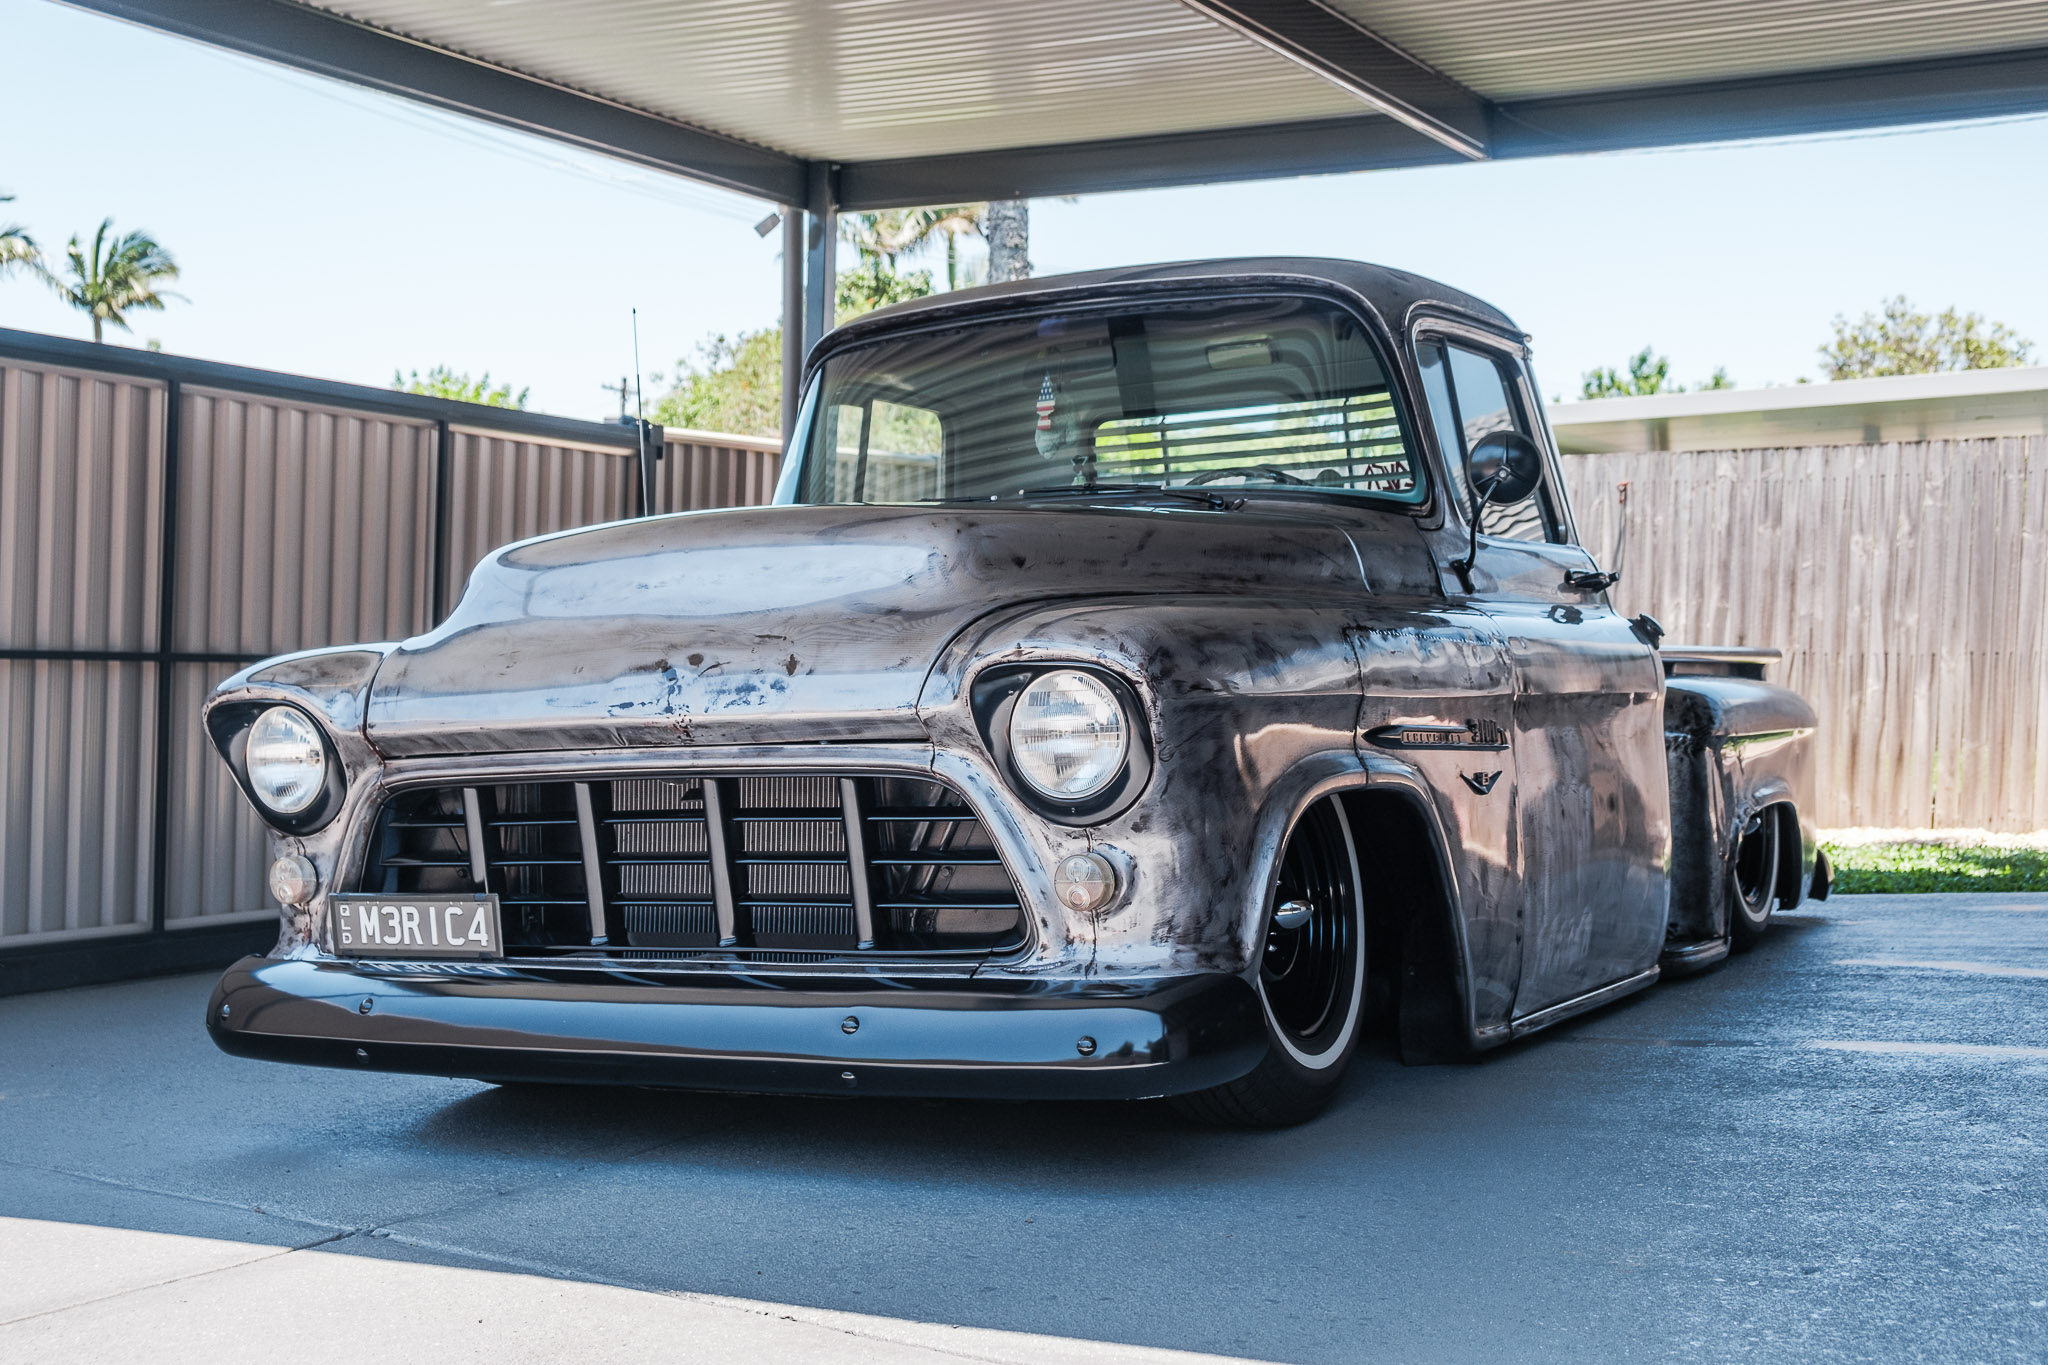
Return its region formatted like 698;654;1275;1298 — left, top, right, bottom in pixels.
1728;806;1780;950
1172;799;1366;1127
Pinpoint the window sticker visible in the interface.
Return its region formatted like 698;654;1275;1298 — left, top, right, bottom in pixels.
1034;371;1076;461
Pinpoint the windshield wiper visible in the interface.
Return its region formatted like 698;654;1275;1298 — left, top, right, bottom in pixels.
992;484;1246;512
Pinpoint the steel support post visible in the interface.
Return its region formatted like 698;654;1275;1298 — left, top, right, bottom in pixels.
801;162;837;359
780;205;805;446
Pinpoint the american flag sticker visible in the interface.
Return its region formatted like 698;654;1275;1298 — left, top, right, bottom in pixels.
1036;374;1056;431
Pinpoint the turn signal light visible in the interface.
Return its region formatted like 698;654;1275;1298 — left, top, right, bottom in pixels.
267;853;319;907
1054;851;1119;914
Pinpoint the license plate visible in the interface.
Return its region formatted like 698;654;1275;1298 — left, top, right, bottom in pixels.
328;894;503;959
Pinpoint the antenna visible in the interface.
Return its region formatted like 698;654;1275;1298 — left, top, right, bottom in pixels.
632;308;652;516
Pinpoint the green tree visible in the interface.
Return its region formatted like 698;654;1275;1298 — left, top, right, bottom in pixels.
393;366;529;408
985;199;1030;282
1819;296;2033;379
1581;347;1735;398
38;218;180;343
655;198;1028;443
650;329;782;437
836;259;933;320
0;193;38;278
1582;347;1673;398
842;205;985;290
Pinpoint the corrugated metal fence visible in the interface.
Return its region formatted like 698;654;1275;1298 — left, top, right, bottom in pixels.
0;328;779;991
1561;437;2048;832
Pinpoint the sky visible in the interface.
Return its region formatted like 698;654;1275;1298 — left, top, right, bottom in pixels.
4;0;2048;420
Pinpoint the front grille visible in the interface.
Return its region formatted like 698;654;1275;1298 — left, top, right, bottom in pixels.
359;774;1025;959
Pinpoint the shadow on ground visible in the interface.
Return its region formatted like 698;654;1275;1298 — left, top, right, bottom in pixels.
5;899;2045;1364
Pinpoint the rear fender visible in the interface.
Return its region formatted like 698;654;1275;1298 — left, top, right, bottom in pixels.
1663;677;1819;945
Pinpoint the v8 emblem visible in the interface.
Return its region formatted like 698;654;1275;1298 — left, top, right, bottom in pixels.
1461;769;1504;796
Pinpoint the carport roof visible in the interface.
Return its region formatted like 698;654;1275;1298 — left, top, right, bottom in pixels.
71;0;2048;209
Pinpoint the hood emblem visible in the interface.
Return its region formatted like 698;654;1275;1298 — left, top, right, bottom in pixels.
1365;719;1509;751
1462;770;1504;796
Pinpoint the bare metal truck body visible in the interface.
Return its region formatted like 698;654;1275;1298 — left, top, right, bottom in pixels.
203;259;1824;1124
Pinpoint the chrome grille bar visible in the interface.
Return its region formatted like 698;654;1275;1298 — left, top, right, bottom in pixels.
701;778;740;947
839;777;877;949
572;782;610;946
461;786;488;888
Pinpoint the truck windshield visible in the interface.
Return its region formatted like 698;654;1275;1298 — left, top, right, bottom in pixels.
787;296;1424;506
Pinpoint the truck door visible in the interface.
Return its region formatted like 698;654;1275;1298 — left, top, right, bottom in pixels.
1415;330;1670;1017
1351;611;1521;1036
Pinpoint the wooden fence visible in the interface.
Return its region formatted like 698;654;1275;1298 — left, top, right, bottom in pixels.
1561;437;2048;831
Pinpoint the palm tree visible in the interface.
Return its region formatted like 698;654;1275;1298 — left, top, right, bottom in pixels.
0;193;38;278
39;218;182;342
842;205;986;290
985;200;1030;282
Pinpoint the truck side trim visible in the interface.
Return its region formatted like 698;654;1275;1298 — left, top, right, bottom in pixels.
1508;966;1661;1040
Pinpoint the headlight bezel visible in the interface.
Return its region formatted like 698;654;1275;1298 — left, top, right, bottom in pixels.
971;664;1151;824
206;700;347;834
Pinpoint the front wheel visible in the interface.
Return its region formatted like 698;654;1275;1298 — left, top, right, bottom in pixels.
1727;807;1780;950
1172;799;1366;1127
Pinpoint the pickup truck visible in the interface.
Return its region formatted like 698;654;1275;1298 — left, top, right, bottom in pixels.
203;258;1827;1125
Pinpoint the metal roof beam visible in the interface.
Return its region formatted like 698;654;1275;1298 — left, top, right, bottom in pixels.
838;114;1459;210
838;43;2048;209
1175;0;1491;159
1496;42;2048;156
62;0;808;206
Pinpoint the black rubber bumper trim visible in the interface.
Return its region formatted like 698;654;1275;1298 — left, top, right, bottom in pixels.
205;956;1267;1100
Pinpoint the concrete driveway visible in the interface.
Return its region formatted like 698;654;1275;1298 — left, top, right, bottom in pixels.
2;893;2043;1364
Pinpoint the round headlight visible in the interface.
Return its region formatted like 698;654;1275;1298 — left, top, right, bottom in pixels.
245;706;327;815
1006;670;1129;801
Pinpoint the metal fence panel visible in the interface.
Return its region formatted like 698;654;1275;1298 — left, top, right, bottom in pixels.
175;388;436;656
1561;437;2048;831
659;429;781;513
0;659;156;944
0;359;165;651
0;329;793;987
162;661;274;928
440;426;638;597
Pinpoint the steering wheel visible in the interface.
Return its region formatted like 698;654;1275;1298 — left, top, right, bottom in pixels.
1185;465;1306;486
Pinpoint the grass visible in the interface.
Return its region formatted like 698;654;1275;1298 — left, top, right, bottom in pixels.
1820;829;2048;894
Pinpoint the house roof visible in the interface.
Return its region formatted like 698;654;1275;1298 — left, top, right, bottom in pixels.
1549;366;2048;452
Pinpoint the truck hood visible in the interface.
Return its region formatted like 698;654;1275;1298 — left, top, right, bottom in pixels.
364;501;1416;755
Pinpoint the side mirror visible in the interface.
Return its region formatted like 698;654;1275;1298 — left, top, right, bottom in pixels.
1450;429;1545;588
1467;431;1543;505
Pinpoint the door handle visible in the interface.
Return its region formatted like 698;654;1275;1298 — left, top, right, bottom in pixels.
1563;568;1619;592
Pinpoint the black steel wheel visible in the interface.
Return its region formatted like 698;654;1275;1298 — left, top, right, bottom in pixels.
1172;798;1365;1127
1728;806;1780;950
